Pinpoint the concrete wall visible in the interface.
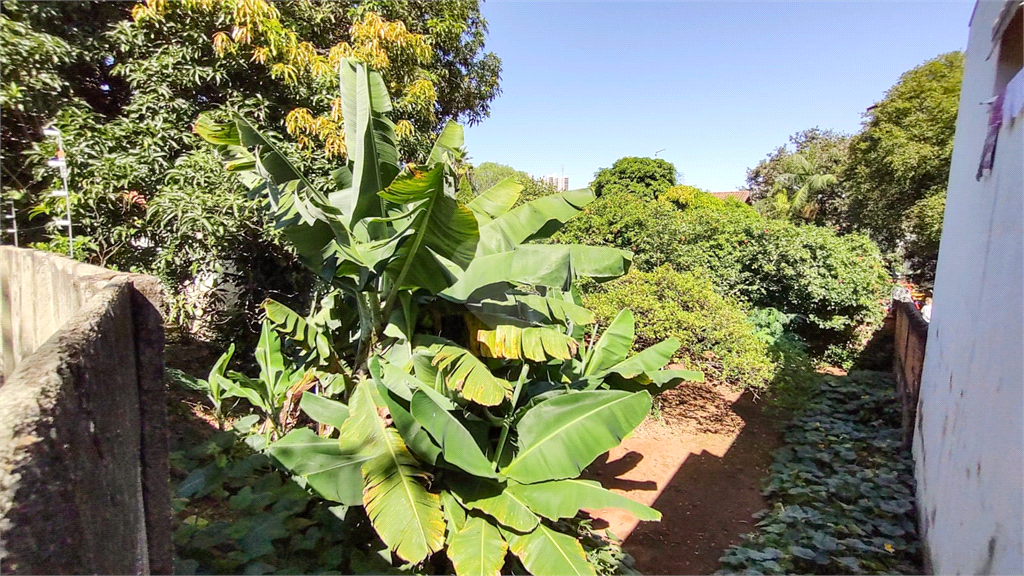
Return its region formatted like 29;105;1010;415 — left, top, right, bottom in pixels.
892;299;928;449
0;247;170;574
914;1;1024;574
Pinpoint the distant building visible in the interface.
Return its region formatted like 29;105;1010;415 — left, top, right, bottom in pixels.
708;190;752;204
540;174;570;192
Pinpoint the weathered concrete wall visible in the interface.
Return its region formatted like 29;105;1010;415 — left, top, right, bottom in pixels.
914;1;1024;574
892;299;928;449
0;247;170;574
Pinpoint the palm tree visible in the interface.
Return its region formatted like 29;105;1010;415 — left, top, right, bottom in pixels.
759;153;838;223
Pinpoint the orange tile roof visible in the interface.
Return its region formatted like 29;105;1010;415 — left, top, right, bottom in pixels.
708;190;752;203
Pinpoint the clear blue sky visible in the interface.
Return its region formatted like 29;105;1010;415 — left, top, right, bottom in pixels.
462;1;976;191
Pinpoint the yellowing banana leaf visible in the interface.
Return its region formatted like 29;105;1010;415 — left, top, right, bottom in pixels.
502;390;651;485
501;524;596;576
476;326;579;362
418;337;512;406
446;516;507;576
344;384;445;564
506;478;660;522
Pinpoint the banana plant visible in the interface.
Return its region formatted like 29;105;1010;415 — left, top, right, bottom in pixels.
197;58;697;575
269;356;663;576
166;344;235;429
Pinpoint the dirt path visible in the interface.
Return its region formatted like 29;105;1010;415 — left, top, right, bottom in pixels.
582;383;781;575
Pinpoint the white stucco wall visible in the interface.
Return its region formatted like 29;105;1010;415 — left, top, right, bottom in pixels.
913;2;1024;574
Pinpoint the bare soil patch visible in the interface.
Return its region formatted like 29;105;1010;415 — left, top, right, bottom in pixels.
582;382;781;575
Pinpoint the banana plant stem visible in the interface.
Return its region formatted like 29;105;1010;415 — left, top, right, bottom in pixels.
493;364;529;469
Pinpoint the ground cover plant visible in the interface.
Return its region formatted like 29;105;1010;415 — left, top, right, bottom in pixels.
188;58;700;575
717;371;922;575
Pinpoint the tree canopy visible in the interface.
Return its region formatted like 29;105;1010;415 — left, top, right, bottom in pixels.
591;157;677;199
843;51;963;280
1;0;503;337
746;128;850;226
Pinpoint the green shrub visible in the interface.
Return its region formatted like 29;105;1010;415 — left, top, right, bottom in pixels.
662;185;725;210
674;202;891;355
584;266;776;391
555;175;891;361
553;191;687;271
748;308;819;412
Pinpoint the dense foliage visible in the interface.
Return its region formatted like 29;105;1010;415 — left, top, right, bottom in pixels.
591;157;676;199
673;192;891;357
746;128;850;226
718;371;921;575
554;191;686;272
1;0;503;338
557;178;890;362
585;266;776;391
843;52;963;282
188;61;697;575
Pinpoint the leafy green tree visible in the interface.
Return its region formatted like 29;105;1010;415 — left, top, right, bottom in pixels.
746;128;850;225
196;60;696;574
2;0;503;337
591;156;676;199
844;51;963;281
904;191;946;283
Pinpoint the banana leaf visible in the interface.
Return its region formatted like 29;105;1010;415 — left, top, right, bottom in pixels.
475;325;578;362
476;188;595;256
583;310;635;376
442;244;632;302
446;516;507;576
268;428;367;506
501;524;595;576
466;176;522;220
344;384;445;563
446;476;540;532
334;58;400;226
507;478;660;521
502;390;651;484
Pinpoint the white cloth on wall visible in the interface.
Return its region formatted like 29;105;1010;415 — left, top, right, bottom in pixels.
1003;68;1024;125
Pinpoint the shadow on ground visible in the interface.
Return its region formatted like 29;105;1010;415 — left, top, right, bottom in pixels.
590;393;782;575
